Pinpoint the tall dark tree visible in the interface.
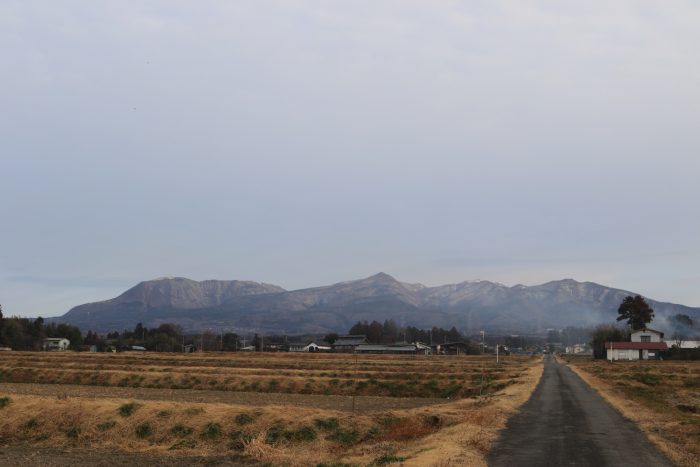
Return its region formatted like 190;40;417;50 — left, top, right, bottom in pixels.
616;295;654;330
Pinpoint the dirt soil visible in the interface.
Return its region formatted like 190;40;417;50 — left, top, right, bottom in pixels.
0;382;448;413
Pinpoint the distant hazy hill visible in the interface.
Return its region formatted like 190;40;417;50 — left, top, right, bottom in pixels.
53;273;700;334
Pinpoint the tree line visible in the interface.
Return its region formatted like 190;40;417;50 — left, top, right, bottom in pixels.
345;319;465;345
0;307;83;350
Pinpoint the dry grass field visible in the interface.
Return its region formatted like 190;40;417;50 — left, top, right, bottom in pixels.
562;356;700;467
0;352;542;466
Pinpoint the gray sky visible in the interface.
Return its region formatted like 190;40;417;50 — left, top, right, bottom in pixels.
2;1;699;317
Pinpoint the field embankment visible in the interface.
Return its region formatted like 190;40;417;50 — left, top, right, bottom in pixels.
562;356;700;467
0;352;542;465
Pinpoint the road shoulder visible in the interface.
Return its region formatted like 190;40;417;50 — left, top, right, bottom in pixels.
403;356;545;467
564;358;696;467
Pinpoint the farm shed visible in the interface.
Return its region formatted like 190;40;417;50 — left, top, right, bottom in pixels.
432;341;473;355
606;341;668;361
355;343;423;355
42;338;70;351
289;341;332;352
333;335;368;352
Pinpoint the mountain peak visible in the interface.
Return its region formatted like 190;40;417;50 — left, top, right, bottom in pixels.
368;272;396;281
55;274;700;335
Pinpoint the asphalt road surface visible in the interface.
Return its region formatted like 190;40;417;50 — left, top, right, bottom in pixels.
487;355;672;467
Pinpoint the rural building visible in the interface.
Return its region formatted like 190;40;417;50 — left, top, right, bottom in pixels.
432;341;473;355
333;335;368;352
631;328;664;343
42;338;70;351
565;343;592;355
664;339;700;349
288;341;332;352
355;343;429;355
78;345;98;352
606;328;667;361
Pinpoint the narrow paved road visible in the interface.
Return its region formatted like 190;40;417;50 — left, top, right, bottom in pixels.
487;355;671;467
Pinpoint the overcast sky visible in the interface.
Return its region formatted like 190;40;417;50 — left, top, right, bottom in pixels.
2;1;699;317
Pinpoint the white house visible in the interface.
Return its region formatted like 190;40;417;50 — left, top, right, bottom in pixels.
42;338;70;351
288;341;331;352
631;328;664;343
606;328;667;361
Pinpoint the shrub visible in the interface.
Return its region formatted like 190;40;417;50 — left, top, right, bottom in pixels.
157;410;172;418
171;424;194;438
632;373;661;386
118;402;141;417
66;426;81;439
314;417;339;431
266;424;287;444
326;428;359;446
0;397;10;409
135;423;153;439
235;413;253;425
23;418;39;430
265;424;316;444
374;454;406;465
676;404;698;414
200;422;222;440
97;420;116;431
292;426;317;442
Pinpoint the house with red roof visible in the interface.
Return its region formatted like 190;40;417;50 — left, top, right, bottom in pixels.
606;328;667;361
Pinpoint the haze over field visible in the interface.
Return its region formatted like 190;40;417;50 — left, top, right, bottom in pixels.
2;1;699;318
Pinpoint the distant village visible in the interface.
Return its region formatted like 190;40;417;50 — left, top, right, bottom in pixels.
1;304;698;360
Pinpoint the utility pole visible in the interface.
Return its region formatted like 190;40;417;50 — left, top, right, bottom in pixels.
480;331;485;354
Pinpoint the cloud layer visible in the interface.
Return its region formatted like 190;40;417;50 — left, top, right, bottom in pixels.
2;1;699;316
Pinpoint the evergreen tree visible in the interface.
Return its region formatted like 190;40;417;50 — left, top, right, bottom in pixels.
616;295;654;330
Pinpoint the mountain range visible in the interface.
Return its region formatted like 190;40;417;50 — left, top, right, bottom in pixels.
51;273;700;335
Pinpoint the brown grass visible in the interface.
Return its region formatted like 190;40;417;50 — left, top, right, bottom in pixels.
563;356;700;467
0;352;543;465
0;352;526;399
